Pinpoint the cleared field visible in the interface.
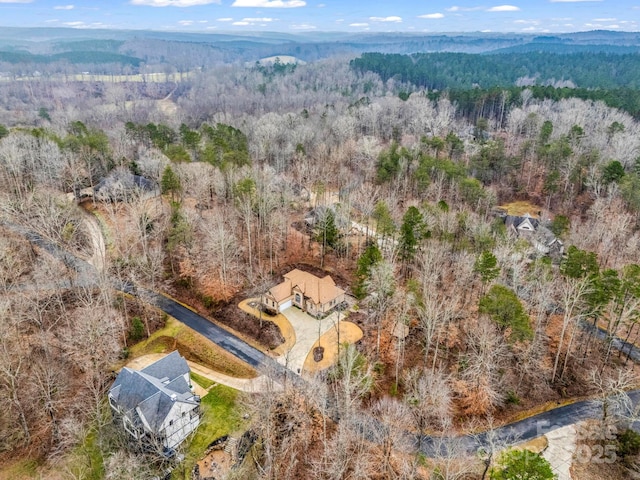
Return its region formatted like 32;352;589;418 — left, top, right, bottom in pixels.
0;70;195;83
498;200;542;217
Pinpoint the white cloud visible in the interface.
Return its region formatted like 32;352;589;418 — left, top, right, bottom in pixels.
514;19;539;24
418;13;444;19
54;4;74;9
130;0;220;6
550;0;601;2
317;2;325;6
178;19;194;25
446;5;484;12
242;17;275;21
230;16;276;26
593;17;615;21
349;22;368;27
232;0;305;7
290;23;316;29
0;0;32;3
369;16;402;23
65;21;113;29
487;5;520;11
217;17;233;21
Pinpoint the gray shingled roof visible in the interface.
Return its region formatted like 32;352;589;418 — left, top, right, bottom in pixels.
138;391;177;431
109;351;197;433
141;350;189;381
505;214;540;230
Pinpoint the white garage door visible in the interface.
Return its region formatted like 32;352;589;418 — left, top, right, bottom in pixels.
280;299;293;311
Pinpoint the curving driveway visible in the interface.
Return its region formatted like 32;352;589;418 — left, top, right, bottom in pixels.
278;307;342;373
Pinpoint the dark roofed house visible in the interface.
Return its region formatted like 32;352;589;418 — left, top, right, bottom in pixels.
503;212;564;261
108;351;201;456
94;168;159;202
504;213;540;234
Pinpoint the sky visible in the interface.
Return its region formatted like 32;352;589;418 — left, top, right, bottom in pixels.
0;0;635;34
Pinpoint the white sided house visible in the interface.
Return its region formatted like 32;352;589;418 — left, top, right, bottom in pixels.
261;269;345;318
108;351;201;455
504;212;564;259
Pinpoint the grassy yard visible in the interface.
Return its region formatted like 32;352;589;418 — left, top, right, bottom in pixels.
190;371;216;390
127;316;257;379
66;429;105;480
498;200;542;217
173;385;247;480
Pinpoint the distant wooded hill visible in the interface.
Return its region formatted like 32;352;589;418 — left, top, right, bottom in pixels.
350;51;640;90
0;27;640;71
0;50;142;66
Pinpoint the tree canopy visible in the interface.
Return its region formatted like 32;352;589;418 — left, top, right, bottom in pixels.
479;284;533;342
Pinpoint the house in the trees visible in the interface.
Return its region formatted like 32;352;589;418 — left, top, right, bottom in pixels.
108;351;201;456
504;213;564;260
261;269;345;318
94;168;159;202
505;213;539;234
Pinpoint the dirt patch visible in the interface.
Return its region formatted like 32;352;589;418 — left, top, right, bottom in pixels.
313;346;324;362
217;299;285;351
238;298;296;355
197;450;232;480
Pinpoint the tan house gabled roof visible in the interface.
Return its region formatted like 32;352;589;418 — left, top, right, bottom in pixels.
267;269;344;305
284;269;344;305
268;279;294;302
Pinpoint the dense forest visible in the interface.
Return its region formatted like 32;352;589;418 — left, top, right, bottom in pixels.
351;52;640;90
3;29;640;480
350;51;640;121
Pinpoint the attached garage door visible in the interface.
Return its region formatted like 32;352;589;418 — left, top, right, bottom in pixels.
279;299;293;311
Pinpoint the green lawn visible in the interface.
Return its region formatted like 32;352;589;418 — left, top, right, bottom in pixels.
173;385;247;479
190;371;216;390
68;429;105;480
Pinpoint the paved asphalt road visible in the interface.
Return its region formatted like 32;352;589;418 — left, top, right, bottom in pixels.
581;320;640;362
418;390;640;456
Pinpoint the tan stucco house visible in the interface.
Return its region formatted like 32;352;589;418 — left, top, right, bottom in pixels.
261;269;345;318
